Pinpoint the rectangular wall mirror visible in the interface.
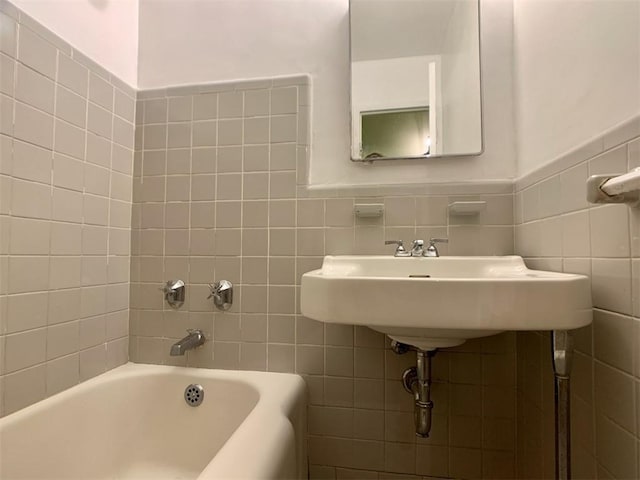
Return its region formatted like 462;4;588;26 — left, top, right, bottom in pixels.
350;0;483;162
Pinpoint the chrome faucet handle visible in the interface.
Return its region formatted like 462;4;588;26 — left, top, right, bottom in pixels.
159;279;185;308
207;280;233;311
385;240;411;257
425;238;449;257
410;239;425;257
159;279;183;293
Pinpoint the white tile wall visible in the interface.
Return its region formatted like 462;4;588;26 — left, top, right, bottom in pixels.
0;2;134;416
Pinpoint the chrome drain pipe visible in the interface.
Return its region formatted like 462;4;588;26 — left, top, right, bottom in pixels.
413;350;435;437
397;343;436;438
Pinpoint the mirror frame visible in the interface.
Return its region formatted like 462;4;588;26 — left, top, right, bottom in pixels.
348;0;485;163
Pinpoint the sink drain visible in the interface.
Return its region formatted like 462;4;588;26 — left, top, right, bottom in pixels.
184;384;204;407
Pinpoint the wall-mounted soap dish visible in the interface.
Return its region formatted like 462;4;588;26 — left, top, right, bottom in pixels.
354;203;384;218
448;201;486;216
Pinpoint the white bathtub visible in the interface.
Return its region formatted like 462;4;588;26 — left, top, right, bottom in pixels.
0;363;307;479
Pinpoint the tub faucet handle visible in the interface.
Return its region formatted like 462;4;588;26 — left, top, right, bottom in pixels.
208;280;233;311
160;279;185;308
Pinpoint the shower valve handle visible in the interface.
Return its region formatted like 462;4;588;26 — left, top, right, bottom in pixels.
208;280;233;311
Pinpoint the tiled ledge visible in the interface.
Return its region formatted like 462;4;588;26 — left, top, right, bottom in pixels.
137;74;312;99
298;180;514;199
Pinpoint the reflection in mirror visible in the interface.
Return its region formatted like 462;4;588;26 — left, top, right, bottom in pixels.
362;108;430;159
350;0;482;161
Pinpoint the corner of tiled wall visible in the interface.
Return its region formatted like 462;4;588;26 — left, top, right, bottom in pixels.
514;116;640;479
0;1;135;416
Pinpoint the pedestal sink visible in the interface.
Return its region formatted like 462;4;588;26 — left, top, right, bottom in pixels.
300;255;592;351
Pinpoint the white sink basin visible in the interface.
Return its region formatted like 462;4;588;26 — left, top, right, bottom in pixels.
300;255;592;350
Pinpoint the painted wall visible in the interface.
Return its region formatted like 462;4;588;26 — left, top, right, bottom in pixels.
10;0;138;86
137;0;517;187
513;0;640;177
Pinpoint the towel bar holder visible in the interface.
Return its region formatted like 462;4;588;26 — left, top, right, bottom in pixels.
586;167;640;207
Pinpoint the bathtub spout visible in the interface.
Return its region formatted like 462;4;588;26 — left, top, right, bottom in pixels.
170;329;206;356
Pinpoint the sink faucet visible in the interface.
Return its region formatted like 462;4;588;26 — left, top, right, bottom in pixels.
170;329;206;356
386;239;448;257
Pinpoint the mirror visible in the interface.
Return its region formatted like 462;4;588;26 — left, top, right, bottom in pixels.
350;0;483;161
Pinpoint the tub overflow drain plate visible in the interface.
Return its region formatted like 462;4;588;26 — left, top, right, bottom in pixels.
184;384;204;407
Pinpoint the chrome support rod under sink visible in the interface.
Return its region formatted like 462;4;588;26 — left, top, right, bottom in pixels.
551;330;574;480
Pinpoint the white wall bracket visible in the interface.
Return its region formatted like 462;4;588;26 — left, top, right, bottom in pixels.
586;169;640;207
